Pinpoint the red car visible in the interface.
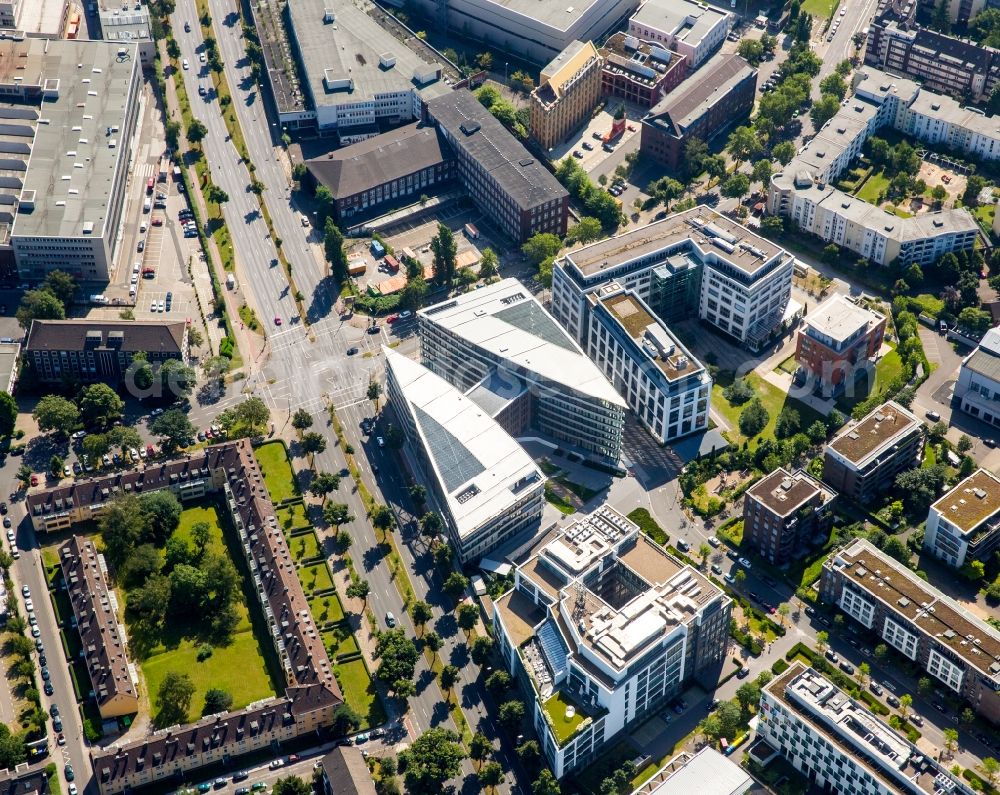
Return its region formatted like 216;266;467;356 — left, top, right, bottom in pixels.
386;313;399;324
146;444;155;457
151;217;163;227
29;474;38;487
274;317;282;326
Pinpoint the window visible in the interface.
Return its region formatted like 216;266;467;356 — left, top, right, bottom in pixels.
882;616;918;659
839;587;875;628
927;649;964;692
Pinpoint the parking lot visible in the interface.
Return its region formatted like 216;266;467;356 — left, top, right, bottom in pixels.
548;104;644;175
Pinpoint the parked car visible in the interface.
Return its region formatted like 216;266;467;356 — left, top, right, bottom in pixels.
869;682;883;696
838;660;855;675
43;682;53;696
886;694;900;708
910;714;924;726
64;766;74;782
926;410;941;421
738;557;752;569
711;563;723;575
385;612;397;628
825;649;839;663
707;536;721;547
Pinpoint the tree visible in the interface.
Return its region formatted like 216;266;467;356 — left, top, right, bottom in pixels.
345;579;370;606
470;732;493;765
736;681;762;716
323;502;353;528
476;51;493;70
402;728;466;794
751;159;773;188
203;688;233;715
965;174;988;207
443;571;469;600
721;172;751;204
698;542;711;564
959;307;992;335
457;602;479;633
471;634;494;665
727;126;763;166
430;223;458;286
42;270;78;310
943;727;959;758
811;94;842;128
408;483;427;508
981;758;1000;788
374;629;419;690
498;700;525;733
439;664;460;694
271;777;311;795
961;707;976;725
371;504;394;534
522;232;562;268
774;407;800;439
309;472;339;502
423;631;442;657
739;398;770;437
816;630;829;653
736;38;764;65
323;218;349;281
649;176;685;211
0;391;15;438
486;670;512;694
234;396;270;435
899;693;912;719
918;676;933;694
186;119;208;147
49;453;64;478
478;762;505;792
141;490;182;545
532;770;561;795
411;600;433;632
150;409;195;453
16;289;65;329
478;247;500;280
333;703;362;735
857;661;870;685
109;426;142;454
895;465;947;512
819;73;848;100
772;141;797;165
155;671;195;726
301;431;326;454
33;395;79;436
79;383;124;428
723;378;754;405
874;643;889;663
291;409;313;431
420;511;443;540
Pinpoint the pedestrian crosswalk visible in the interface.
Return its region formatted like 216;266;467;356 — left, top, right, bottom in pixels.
134;162;157;180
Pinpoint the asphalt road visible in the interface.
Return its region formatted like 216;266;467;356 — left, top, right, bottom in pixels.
172;0;299;331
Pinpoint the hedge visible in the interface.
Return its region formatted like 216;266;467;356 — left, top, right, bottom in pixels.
771;659;790;675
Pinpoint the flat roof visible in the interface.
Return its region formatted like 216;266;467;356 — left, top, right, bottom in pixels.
931;468;1000;535
828;400;921;467
827;539;1000;679
287;0;452;110
0;342;19;392
964;328;1000;383
418;278;624;406
563;206;786;279
803;294;882;344
427;91;569;212
635;747;752;795
384;347;543;539
5;37;139;241
765;664;968;795
494;589;546;648
631;0;730;43
747;467;835;517
645;54;753;135
469;0;615;31
18;0;67;35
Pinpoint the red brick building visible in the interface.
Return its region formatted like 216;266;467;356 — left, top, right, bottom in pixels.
600;33;688;108
795;294;886;397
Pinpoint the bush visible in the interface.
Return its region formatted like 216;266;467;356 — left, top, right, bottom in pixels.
771;659;790;675
723;378;754;406
739;398;770;437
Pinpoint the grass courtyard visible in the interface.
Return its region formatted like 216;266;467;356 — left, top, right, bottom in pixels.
835;343;904;413
308;593;346;626
299;562;335;593
334;658;386;729
801;0;839;17
255;441;299;503
855;170;891;204
288;530;322;563
542;690;589;745
712;373;826;446
277;502;310;533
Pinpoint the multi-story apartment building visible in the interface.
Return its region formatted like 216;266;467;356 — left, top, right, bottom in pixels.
599;33;687;108
305;124;454;223
0;0;22;27
552;206;797;354
822;400;923;504
418;278;627;463
794;295;887;397
640;54;756;170
627;0;732;69
743;468;837;566
319;748;376;795
820;538;1000;722
25;320;188;386
494;505;731;778
530;41;604;151
759;662;977;794
384;348;545;563
285;0;454;135
426;92;569;243
405;0;640;64
866;0;1000;101
768;67;980;267
585;283;710;443
0;38;141;283
61;536;140;718
923;468;1000;568
955;328;1000;429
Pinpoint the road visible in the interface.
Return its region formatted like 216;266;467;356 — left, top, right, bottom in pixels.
171;0;299;332
813;0;880;98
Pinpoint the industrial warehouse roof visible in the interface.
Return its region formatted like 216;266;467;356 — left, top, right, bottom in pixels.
418;278;625;406
427;91;569;212
646;53;753;136
4;37;139;241
306;123;451;198
384;348;543;540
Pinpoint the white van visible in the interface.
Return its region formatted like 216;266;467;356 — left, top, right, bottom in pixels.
142;197;151;213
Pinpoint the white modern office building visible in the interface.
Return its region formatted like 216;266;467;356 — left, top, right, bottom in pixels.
923;468;1000;569
384;348;545;563
627;0;732;69
759;663;976;795
586;283;710;444
768;67;979;267
0;37;141;283
494;505;731;778
955;327;1000;430
552;206;797;353
418;278;627;463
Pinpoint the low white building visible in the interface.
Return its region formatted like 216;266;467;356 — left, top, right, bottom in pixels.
924;468;1000;568
384;347;545;563
586;283;710;444
494;505;731;778
627;0;732;69
955;327;1000;429
629;747;752;795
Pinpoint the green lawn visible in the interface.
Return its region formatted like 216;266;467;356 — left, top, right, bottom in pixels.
713;373;826;446
322;622;360;659
173;505;225;556
836;344;904;413
277;502;311;533
289;531;321;563
254;442;298;503
299;562;335;593
801;0;838;16
334;658;386;729
308;593;345;626
141;630;276;722
855;169;890;203
542;690;588;745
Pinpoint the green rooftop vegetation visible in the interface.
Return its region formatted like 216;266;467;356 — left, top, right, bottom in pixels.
543;690;590;746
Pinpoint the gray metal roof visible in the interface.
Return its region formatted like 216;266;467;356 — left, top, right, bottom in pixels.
414;404;486;492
